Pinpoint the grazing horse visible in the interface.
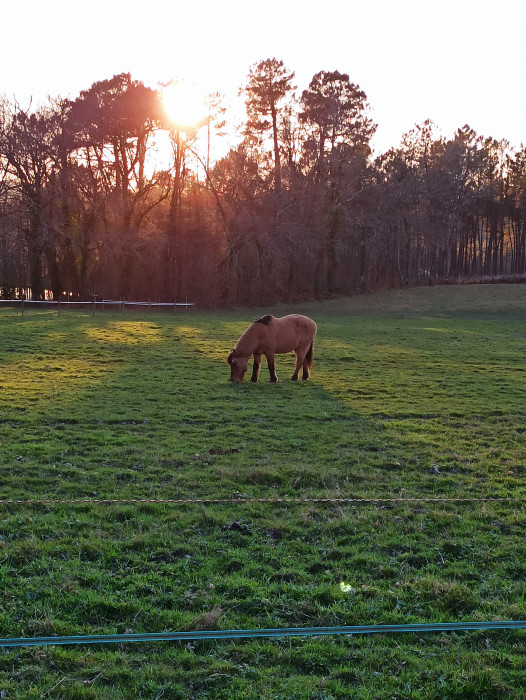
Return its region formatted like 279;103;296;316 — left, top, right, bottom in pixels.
227;314;317;383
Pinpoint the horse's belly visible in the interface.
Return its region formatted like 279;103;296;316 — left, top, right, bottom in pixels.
272;330;303;354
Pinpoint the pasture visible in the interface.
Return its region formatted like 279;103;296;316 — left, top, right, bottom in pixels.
0;284;525;698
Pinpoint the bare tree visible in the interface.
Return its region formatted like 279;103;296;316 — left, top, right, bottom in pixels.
0;98;64;299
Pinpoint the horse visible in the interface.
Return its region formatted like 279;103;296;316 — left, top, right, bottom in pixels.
227;314;317;383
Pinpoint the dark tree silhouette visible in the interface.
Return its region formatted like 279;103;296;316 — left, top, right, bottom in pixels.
1;63;526;305
242;58;295;193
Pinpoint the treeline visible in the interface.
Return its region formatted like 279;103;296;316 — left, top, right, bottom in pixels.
1;61;525;304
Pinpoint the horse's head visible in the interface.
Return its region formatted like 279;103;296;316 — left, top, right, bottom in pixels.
227;349;248;383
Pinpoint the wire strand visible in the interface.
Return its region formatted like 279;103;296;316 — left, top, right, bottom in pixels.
0;495;525;507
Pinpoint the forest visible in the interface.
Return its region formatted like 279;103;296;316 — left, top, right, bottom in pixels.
1;59;525;305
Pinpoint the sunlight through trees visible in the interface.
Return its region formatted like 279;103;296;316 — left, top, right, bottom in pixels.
1;62;526;305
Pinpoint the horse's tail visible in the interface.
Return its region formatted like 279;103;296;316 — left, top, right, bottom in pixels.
305;340;314;368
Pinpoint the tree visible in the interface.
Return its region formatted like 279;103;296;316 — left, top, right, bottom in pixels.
204;91;226;173
0;149;25;297
300;70;376;182
242;58;295;193
160;82;206;300
0;99;64;299
507;147;526;274
65;74;170;298
299;71;377;296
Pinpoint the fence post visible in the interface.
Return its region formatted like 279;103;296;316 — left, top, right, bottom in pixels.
92;296;95;316
21;299;24;316
58;297;61;316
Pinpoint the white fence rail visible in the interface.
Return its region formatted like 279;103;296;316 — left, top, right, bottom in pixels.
0;299;195;313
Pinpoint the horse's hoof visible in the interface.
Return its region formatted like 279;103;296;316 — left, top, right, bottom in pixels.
291;375;298;381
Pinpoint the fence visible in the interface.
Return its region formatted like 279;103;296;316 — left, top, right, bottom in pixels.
0;298;195;314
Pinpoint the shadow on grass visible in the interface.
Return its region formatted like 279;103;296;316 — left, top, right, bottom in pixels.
2;307;525;504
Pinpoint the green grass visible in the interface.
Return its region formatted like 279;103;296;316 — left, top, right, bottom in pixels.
0;285;525;698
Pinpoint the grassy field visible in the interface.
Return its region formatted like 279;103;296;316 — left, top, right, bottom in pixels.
0;284;525;699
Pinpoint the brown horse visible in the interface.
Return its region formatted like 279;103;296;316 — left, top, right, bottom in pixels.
227;314;317;383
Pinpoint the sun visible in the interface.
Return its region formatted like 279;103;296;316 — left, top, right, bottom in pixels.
161;82;207;131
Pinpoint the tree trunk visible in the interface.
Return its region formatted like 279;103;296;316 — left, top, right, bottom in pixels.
271;105;281;193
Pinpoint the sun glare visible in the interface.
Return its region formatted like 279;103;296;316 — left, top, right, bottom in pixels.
162;82;207;131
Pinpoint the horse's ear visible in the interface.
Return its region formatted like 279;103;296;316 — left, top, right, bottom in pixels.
227;350;235;366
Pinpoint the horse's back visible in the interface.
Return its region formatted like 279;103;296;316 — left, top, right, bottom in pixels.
272;314;316;353
278;314;316;335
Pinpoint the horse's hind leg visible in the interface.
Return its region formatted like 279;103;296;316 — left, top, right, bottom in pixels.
302;340;314;380
291;350;305;381
292;342;312;381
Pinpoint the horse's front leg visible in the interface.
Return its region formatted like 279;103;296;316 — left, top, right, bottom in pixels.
265;353;278;383
250;353;261;382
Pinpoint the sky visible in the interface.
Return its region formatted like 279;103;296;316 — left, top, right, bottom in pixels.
2;0;525;156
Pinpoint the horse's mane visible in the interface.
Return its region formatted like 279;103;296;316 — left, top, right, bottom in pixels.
254;315;273;326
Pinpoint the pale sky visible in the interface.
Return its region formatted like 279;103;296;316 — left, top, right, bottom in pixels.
2;0;525;155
